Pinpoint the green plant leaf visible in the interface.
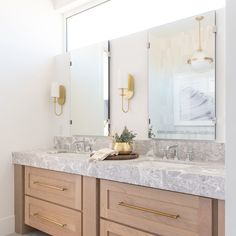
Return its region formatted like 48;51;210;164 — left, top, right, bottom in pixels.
114;126;137;144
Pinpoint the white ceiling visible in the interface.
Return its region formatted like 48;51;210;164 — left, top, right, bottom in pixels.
51;0;94;10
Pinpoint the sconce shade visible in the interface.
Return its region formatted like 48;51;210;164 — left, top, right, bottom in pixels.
51;83;66;116
51;82;60;98
117;71;128;89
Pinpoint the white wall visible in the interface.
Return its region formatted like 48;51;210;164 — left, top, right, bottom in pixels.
52;0;88;9
226;0;236;235
0;1;62;235
52;0;79;8
52;0;101;11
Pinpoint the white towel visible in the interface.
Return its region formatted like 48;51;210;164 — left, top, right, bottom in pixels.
89;148;118;162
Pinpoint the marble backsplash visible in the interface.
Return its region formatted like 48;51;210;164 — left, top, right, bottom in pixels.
54;136;225;163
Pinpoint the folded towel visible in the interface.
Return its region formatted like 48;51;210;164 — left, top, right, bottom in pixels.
89;148;118;162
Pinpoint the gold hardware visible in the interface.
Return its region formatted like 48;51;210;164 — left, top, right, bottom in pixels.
53;97;63;116
196;16;204;52
187;15;214;66
120;88;130;113
204;57;214;63
52;84;66;116
119;74;134;113
118;202;180;219
58;85;66;106
33;213;66;228
33;181;67;191
187;57;214;64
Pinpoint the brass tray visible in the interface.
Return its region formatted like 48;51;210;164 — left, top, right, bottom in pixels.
105;153;139;160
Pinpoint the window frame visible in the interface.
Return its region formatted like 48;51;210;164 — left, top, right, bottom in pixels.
63;0;111;52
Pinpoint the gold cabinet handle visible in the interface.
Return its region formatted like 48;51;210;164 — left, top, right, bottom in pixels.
33;213;67;228
33;181;67;191
118;202;180;219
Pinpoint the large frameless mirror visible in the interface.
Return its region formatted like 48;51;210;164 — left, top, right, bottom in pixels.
148;11;216;140
70;41;110;136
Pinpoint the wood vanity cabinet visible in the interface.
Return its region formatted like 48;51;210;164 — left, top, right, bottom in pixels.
100;219;156;236
15;166;98;236
14;165;225;236
24;167;82;236
25;167;82;210
100;180;225;236
25;196;82;236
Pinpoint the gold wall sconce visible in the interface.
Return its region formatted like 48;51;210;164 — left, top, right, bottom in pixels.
51;82;66;116
118;73;134;113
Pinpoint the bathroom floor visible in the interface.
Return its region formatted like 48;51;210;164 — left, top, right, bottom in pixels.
8;231;48;236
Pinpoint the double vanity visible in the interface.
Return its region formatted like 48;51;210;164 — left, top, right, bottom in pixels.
13;146;225;236
12;7;225;236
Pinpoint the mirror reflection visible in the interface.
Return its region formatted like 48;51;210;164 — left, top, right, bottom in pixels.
148;11;216;140
70;41;110;136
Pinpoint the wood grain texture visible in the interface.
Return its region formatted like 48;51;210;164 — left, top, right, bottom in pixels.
218;200;225;236
100;219;155;236
198;197;212;236
25;167;82;210
213;199;225;236
14;165;33;234
100;180;212;236
25;196;81;236
82;176;99;236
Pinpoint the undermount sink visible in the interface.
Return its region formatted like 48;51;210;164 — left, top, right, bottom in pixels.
47;150;90;155
149;160;192;169
46;151;210;168
47;150;70;154
142;156;204;166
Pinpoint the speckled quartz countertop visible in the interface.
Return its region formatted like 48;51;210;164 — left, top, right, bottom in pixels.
12;150;225;200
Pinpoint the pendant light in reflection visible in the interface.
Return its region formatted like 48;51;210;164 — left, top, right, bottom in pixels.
187;16;214;72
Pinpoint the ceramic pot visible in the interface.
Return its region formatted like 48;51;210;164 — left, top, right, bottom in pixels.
113;142;133;155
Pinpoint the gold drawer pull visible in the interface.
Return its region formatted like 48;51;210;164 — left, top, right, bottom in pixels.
33;213;67;228
33;181;67;191
118;202;180;219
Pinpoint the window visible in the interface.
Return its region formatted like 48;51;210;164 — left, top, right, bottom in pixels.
66;1;111;51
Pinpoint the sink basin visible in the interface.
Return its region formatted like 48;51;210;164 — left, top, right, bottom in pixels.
47;150;90;155
150;160;192;169
141;156;206;167
47;150;71;154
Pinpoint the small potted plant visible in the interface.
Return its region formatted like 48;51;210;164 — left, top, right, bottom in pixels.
113;126;136;154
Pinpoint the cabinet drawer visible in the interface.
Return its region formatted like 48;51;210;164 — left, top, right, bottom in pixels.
100;219;155;236
100;180;212;236
25;167;81;210
25;196;81;236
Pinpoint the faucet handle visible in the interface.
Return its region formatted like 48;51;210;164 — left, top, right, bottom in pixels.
160;148;168;160
84;142;92;153
185;151;193;162
173;149;178;161
72;140;85;153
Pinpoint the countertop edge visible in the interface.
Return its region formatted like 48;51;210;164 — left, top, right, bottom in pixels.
12;151;225;200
